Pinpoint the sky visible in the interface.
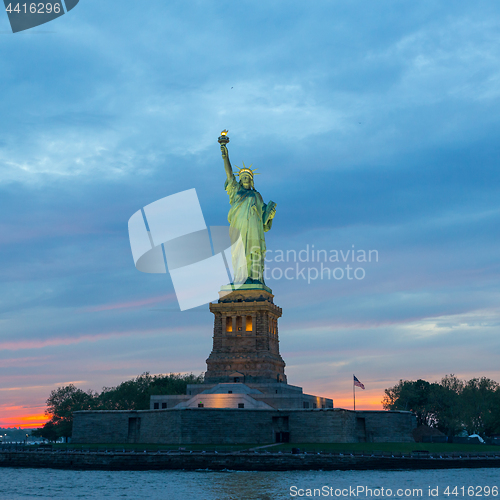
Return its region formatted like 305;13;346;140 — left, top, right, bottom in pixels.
1;0;500;428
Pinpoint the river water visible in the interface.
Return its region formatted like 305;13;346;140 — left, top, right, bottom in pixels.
0;468;498;499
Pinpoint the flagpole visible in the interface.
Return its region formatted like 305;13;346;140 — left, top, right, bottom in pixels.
353;375;356;411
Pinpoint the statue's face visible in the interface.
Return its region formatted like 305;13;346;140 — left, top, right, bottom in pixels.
240;173;252;190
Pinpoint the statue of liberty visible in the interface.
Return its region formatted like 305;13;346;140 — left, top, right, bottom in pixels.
219;132;276;285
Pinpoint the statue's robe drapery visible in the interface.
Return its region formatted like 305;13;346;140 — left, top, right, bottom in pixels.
225;175;272;283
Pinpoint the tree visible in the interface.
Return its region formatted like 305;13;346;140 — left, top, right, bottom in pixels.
44;384;97;439
98;372;204;410
382;375;500;438
98;373;154;410
429;375;463;437
149;372;204;397
488;388;500;435
382;379;438;426
461;377;499;436
31;421;58;442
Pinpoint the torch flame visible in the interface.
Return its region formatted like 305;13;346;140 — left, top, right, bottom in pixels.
221;129;228;136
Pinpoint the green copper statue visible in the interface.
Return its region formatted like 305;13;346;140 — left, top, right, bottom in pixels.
219;131;276;285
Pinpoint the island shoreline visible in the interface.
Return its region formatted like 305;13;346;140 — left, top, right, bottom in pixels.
1;450;499;471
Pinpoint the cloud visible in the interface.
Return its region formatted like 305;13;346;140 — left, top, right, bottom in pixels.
82;294;176;312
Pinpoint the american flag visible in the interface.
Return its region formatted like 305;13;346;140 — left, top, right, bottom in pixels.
353;375;365;390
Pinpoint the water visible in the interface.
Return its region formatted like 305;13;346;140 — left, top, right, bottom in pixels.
0;468;498;500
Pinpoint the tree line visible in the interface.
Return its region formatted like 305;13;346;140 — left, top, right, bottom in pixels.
32;372;203;441
382;375;500;437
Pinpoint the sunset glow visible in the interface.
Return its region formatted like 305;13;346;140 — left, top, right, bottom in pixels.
0;407;49;429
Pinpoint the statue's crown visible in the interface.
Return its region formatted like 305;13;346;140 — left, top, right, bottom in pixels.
235;161;260;179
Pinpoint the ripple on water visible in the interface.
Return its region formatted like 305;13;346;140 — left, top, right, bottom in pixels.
0;467;497;500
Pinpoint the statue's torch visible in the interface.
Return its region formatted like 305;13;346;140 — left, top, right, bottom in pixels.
218;129;230;146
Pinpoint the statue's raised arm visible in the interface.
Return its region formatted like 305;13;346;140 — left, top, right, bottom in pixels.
217;130;276;286
220;143;233;181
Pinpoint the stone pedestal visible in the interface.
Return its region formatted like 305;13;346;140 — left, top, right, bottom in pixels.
205;286;287;385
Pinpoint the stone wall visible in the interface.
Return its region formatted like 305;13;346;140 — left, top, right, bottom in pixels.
357;410;417;443
72;408;416;445
3;449;499;471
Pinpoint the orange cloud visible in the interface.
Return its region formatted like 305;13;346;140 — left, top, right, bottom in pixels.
0;407;49;429
19;414;49;427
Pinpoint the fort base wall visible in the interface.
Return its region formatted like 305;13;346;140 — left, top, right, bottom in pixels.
72;408;416;445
